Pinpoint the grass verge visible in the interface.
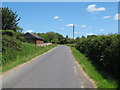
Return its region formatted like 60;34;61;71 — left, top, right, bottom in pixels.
71;47;117;88
2;44;56;72
61;44;73;46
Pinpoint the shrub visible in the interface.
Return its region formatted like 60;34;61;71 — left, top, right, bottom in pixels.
15;32;26;42
2;30;16;36
76;34;120;79
2;35;22;65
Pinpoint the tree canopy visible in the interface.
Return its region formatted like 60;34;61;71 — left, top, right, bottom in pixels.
1;7;22;32
37;32;65;44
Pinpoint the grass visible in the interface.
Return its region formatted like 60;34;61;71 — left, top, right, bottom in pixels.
61;44;73;46
61;44;75;47
2;44;56;72
70;46;118;88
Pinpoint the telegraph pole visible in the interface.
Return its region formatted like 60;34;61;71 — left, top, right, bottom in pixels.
73;24;75;39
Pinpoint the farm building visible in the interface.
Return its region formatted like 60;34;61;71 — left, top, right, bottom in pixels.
23;32;45;45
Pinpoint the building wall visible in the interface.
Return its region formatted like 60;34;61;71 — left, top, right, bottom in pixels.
26;38;36;44
36;40;44;45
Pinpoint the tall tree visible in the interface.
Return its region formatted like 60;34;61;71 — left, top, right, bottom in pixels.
1;7;22;32
37;33;49;43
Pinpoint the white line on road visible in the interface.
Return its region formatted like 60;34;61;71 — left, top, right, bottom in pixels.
74;66;78;75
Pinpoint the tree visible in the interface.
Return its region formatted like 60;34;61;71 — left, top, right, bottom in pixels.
75;37;81;43
51;38;58;44
81;35;86;39
38;32;64;44
56;33;64;44
1;7;22;32
46;32;58;42
37;33;49;43
63;37;69;44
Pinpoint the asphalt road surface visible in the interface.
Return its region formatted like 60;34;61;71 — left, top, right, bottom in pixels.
2;45;94;88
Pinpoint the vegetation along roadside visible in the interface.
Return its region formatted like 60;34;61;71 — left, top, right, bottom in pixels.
71;46;118;88
2;32;56;72
2;42;56;72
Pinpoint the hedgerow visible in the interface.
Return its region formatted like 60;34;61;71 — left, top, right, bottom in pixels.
76;34;120;80
2;34;56;72
2;35;22;65
2;33;54;66
2;30;16;36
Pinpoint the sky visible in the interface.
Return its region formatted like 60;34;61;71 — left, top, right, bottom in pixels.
3;2;119;38
2;0;120;2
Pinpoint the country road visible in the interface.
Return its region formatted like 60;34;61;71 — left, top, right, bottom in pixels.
2;45;94;88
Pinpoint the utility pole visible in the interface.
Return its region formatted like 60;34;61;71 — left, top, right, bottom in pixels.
73;24;75;39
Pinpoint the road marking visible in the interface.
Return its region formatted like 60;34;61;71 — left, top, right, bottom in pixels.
74;66;78;75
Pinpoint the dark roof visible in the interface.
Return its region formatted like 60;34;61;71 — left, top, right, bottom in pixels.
23;32;45;41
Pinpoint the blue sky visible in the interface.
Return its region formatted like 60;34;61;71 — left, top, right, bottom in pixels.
3;2;119;38
2;0;119;2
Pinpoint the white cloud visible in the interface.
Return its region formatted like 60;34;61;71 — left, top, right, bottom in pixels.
86;4;106;12
80;25;87;28
114;13;120;20
26;30;33;33
99;29;104;32
54;16;60;19
86;33;93;35
75;32;78;34
103;16;111;19
66;24;74;26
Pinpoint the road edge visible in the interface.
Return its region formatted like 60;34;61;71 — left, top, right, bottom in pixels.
2;46;58;78
68;46;97;88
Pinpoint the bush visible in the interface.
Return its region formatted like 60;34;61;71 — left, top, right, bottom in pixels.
76;34;120;79
2;35;56;67
1;30;26;42
2;35;22;65
15;32;26;42
2;30;16;36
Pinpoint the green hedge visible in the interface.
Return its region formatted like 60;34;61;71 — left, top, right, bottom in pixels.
76;34;120;80
1;30;57;72
1;30;16;36
2;35;55;67
1;30;25;41
2;35;22;65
